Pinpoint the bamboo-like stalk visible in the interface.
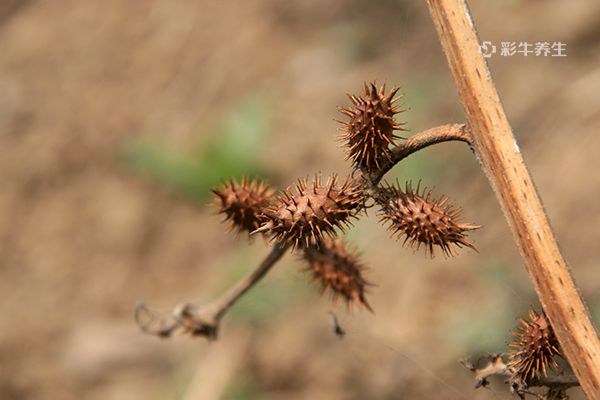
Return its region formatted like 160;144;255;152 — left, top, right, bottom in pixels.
425;1;600;397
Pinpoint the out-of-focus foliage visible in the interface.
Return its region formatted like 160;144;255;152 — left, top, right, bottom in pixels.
122;96;271;202
224;375;262;400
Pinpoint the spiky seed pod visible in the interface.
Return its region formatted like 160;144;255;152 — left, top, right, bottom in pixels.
376;182;480;256
212;178;273;235
509;309;561;383
338;82;407;172
257;175;363;249
302;238;372;311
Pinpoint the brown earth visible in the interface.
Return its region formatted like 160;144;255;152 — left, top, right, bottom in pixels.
1;1;600;399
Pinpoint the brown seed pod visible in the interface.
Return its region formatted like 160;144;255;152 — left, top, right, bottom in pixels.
302;238;372;311
212;177;273;235
376;181;480;256
509;309;561;383
338;82;407;172
256;175;364;249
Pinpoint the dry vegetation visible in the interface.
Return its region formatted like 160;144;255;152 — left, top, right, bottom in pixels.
1;1;600;399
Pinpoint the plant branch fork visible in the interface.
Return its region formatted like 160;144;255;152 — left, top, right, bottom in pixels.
135;125;471;340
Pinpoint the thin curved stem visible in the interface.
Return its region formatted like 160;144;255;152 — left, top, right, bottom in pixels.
367;123;472;186
135;243;289;340
211;242;289;320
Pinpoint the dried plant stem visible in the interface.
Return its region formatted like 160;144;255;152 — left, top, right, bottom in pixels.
462;354;579;392
370;123;471;185
210;243;289;320
426;0;600;397
529;375;580;390
138;125;471;340
136;243;289;339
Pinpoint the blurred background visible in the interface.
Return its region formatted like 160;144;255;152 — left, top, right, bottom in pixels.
1;0;599;399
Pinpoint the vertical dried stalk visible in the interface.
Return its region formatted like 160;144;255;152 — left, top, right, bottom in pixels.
425;1;600;397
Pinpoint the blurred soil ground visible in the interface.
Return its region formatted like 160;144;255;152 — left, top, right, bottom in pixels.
1;1;600;399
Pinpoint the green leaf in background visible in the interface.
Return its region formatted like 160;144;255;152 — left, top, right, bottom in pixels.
121;94;271;202
223;375;262;400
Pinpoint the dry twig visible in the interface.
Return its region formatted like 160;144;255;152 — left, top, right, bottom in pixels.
462;353;579;398
136;124;474;339
369;123;472;186
135;6;599;398
426;1;600;397
135;243;288;340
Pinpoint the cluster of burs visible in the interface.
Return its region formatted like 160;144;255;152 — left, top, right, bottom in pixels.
212;82;563;387
212;82;479;311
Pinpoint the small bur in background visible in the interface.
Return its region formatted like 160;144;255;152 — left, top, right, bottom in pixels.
509;309;561;383
463;308;570;399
